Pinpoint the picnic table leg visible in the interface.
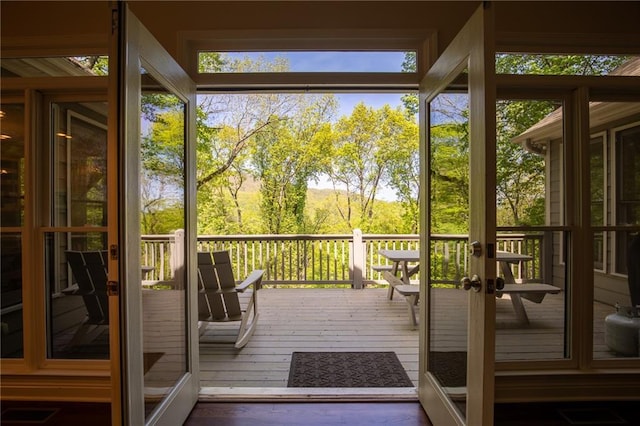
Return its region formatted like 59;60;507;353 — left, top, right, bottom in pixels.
406;294;418;327
388;262;399;300
509;293;530;325
500;260;517;284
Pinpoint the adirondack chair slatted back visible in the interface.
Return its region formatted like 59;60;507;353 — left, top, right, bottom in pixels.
66;250;109;324
197;252;225;320
83;251;109;323
212;251;242;318
197;250;263;348
198;251;242;321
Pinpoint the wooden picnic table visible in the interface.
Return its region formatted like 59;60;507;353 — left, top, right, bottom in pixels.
378;249;420;283
378;249;560;324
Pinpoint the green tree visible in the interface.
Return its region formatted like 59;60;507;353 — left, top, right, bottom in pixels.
430;121;470;234
382;108;420;233
195;55;301;233
253;95;336;234
400;52;419;118
328;103;409;232
140;105;185;234
494;54;627;225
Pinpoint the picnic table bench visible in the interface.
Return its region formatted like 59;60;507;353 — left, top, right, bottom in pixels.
496;282;561;324
382;271;419;327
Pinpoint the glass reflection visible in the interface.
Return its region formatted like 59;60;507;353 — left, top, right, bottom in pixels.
140;68;188;417
495;99;568;361
47;232;109;359
1;103;25;358
45;101;109;360
428;86;469;417
594;103;640;359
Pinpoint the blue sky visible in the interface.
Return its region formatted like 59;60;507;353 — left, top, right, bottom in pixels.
334;93;405;118
224;51;408;73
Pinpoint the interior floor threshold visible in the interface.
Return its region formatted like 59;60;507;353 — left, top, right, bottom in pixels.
199;386;418;402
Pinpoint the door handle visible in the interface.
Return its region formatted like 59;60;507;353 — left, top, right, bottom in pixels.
461;275;482;292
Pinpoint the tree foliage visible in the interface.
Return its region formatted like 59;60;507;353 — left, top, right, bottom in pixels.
139;52;630;236
253;95;337;233
327;103;414;232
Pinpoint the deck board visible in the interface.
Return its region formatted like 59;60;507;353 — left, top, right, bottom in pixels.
198;288;618;389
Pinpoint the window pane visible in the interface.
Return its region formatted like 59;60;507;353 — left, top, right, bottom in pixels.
614;124;640;276
497;99;568;360
1;104;25;227
1;103;25;359
590;101;640;359
46;100;109;360
51;103;107;227
199;51;413;73
495;54;638;76
1;56;108;77
591;135;605;271
46;231;109;359
1;233;23;358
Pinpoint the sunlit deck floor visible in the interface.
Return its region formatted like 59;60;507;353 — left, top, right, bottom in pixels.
198;287;617;389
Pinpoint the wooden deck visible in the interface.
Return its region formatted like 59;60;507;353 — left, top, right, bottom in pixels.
198;287;617;390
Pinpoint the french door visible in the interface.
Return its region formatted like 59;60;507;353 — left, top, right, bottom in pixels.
418;4;496;425
111;4;198;425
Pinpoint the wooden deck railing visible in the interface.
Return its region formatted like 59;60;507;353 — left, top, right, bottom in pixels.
141;230;545;288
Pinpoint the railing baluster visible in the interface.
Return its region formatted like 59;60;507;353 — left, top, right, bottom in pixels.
141;232;545;288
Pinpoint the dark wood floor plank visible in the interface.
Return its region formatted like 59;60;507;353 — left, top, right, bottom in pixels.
183;402;433;426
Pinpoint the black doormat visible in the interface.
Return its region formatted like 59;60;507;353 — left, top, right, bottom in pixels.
287;351;413;387
429;351;467;388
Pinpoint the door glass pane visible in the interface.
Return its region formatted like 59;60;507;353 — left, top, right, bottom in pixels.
495;99;568;361
0;103;25;358
596;102;640;359
140;67;188;417
45;101;109;359
428;76;469;419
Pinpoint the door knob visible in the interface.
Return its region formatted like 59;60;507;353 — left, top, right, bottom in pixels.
461;275;482;292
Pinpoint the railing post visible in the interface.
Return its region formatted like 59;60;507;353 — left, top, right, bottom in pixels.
351;228;364;289
172;229;185;289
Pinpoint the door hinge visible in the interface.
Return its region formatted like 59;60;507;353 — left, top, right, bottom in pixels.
107;280;119;296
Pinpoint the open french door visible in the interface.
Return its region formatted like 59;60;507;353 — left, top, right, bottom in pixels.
110;3;198;425
418;4;496;425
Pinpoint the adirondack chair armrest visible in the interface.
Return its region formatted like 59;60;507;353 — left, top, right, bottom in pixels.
236;269;265;292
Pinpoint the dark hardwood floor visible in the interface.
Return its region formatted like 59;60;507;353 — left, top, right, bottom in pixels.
184;402;432;426
184;401;639;426
2;400;636;425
